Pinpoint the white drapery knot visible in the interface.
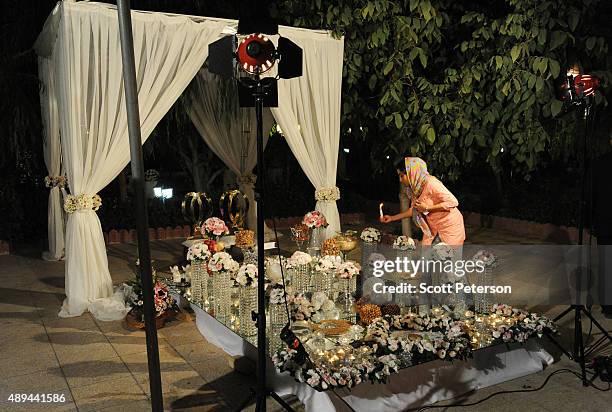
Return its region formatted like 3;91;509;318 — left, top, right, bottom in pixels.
315;186;340;202
236;173;257;186
45;175;67;189
64;193;102;213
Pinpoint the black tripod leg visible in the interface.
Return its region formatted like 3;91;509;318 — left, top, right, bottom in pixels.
268;391;296;412
581;308;612;341
574;308;587;386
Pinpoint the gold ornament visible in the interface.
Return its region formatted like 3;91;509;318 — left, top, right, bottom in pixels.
182;192;212;238
219;189;249;230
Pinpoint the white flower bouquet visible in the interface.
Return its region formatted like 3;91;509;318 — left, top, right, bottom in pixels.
286;251;313;268
336;261;361;279
392;235;416;250
314;254;342;272
235;263;258;287
208;251;239;274
360;227;381;243
186;242;211;262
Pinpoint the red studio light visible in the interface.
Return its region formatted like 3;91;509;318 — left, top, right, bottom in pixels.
236;33;277;75
573;74;600;98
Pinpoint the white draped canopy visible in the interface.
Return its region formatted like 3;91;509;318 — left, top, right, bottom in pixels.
35;1;344;319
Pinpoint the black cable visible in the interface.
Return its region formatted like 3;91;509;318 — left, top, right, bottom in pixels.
414;367;608;411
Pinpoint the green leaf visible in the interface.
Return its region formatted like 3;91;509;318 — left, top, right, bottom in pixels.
368;74;377;91
418;49;428;68
550;31;567;51
421;1;432;22
394;113;403;129
551;100;563;117
537;29;547;46
549;59;560;78
568;14;579;32
586;37;596;50
495;55;503;69
510;45;520;62
426;126;436;143
383;61;394;75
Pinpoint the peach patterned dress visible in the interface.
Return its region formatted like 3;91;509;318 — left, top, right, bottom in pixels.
416;176;465;246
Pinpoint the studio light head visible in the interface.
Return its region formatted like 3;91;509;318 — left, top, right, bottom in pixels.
557;64;600;105
237;34;277;74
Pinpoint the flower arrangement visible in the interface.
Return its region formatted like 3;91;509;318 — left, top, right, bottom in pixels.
432;242;454;260
488;304;557;343
367;252;386;267
169;265;190;283
201;217;229;239
314;255;342;272
273;305;557;392
314;186;341;202
63;194;102;213
44;175;67;189
336;261;361;279
286;290;335;321
186;242;211;262
302;211;328;229
208;251;239;274
472;250;497;268
286;251;313;268
392;235;416;251
360;227;381;243
235;263;258;287
126;272;178;321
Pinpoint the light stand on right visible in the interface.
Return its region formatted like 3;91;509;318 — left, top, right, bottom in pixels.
548;67;611;386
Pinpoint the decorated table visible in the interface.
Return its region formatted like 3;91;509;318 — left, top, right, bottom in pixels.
163;218;556;411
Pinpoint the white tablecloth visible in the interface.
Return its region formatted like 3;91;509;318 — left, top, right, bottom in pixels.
177;295;553;411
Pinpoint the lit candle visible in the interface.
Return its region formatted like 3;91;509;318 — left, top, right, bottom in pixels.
379;203;384;217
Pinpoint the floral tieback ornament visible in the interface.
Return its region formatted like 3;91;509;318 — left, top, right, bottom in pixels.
315;186;341;202
45;175;67;189
64;193;102;213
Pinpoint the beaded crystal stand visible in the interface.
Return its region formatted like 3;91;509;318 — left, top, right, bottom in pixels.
191;261;207;305
212;271;232;325
239;287;257;337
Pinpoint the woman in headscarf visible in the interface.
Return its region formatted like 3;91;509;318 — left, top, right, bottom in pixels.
380;157;465;246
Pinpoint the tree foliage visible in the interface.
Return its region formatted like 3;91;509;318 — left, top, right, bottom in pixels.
274;0;612;180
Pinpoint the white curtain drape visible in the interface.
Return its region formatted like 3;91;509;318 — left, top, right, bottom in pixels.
186;69;273;231
39;57;65;261
51;2;227;318
271;28;345;238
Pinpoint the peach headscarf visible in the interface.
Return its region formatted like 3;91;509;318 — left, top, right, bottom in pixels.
404;157;432;237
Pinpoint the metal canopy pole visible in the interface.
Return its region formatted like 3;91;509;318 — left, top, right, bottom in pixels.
116;1;164;410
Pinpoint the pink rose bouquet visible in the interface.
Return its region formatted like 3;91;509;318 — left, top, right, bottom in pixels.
201;217;230;239
302;211;328;229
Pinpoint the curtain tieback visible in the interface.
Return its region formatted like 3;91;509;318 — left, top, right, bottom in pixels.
315;186;341;202
45;175;67;189
237;173;257;186
64;193;102;214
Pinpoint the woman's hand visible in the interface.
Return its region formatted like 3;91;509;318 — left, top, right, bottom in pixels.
379;214;393;223
414;200;429;213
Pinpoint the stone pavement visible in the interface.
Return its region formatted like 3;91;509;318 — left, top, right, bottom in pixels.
0;224;610;411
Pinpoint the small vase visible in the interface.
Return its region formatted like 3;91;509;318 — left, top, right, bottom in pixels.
268;303;288;355
312;270;335;299
307;227;325;257
212;270;232;325
191;260;207;305
239;286;257;337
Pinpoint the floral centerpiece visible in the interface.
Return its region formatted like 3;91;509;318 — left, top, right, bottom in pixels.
286;291;335;321
472;250;498;267
392;235;416;251
302;211;328;229
235;263;258;288
360;227;381;243
314;255;342;273
201;217;230;240
287;251;313;268
208;251;239;274
336;261;361;279
186;242;211;262
125;271;178;329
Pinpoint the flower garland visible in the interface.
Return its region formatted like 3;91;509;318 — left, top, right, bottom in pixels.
235;263;258;288
303;211;328;229
44;175;66;189
360;227;381;243
186;242;211;262
63;193;102;213
201;217;229;239
208;251;239;274
273;305;556;392
392;235;416;251
314;186;341;202
336;261;361;280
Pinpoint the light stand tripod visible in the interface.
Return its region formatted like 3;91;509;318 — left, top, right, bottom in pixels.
234;78;295;412
547;97;612;386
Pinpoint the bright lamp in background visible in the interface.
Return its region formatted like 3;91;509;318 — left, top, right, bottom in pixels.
162;188;173;200
153;187;173;200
